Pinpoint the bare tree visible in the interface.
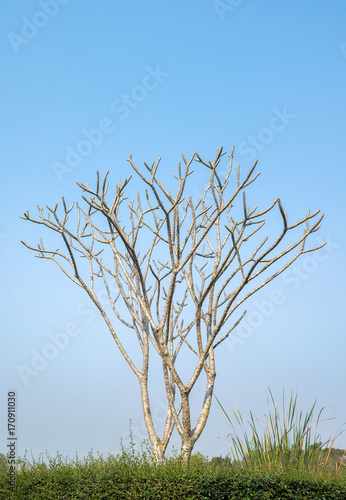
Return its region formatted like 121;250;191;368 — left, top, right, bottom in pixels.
21;147;324;464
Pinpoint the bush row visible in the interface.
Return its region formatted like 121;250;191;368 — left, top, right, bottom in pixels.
1;454;345;499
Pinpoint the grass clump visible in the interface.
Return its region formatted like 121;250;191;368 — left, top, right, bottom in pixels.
217;388;346;475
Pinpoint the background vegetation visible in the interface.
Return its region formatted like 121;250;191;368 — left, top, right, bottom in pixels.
1;392;345;499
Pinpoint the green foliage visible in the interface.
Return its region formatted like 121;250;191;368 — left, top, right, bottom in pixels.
0;446;345;499
0;455;8;473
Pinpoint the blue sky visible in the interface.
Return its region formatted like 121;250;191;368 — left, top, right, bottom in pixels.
1;1;346;462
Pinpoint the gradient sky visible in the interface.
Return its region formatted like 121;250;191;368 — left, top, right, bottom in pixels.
1;1;346;462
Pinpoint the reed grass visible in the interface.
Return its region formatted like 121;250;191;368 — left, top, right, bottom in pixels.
217;388;346;474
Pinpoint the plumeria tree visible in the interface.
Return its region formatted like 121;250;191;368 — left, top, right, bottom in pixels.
22;147;324;463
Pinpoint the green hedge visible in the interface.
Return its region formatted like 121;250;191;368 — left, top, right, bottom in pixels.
1;454;345;499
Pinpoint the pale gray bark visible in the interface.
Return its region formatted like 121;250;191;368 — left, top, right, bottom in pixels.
21;147;324;464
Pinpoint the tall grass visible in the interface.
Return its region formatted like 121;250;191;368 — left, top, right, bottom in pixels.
217;388;346;474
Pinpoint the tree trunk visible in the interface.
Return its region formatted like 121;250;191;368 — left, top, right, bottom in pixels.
181;440;194;465
151;442;165;464
139;376;168;464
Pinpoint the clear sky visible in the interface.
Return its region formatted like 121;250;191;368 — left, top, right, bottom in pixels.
1;1;346;462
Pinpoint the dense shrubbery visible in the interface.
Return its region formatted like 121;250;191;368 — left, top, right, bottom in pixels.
0;447;345;499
